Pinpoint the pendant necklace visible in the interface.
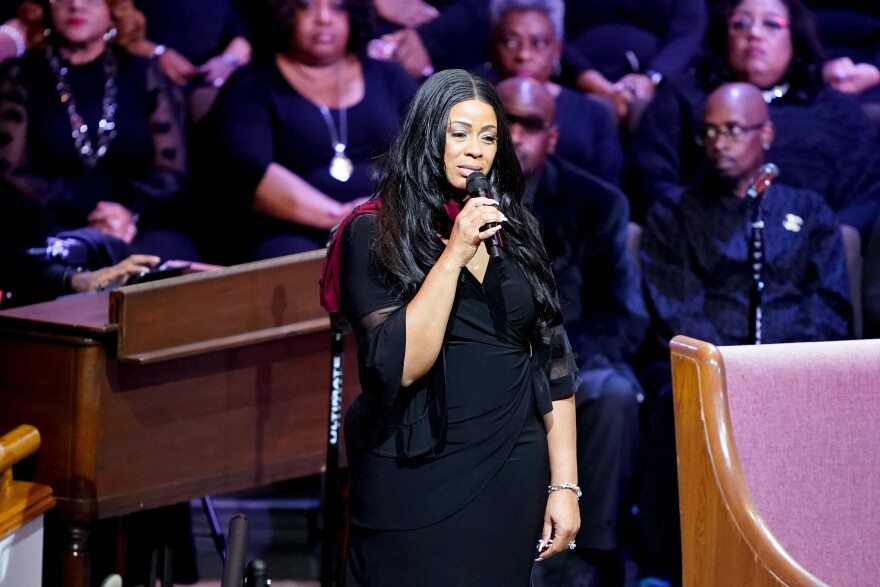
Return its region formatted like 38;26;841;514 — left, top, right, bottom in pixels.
762;82;789;104
47;44;118;168
318;64;352;182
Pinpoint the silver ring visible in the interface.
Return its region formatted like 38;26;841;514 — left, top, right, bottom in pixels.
567;540;576;550
212;77;224;88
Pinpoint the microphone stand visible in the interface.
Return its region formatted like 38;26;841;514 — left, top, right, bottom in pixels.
747;200;764;345
321;313;349;587
743;163;779;345
745;182;766;345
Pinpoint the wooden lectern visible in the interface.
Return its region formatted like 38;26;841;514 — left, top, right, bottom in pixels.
0;250;358;587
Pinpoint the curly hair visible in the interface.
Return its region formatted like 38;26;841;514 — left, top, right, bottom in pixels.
697;0;825;99
18;0;145;52
374;69;561;335
267;0;376;56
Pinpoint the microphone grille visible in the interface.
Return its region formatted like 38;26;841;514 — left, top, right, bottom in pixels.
465;171;489;195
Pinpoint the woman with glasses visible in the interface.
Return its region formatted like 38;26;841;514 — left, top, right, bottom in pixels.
0;0;201;264
626;0;880;244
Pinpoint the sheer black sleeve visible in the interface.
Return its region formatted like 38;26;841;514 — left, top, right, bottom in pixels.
544;321;579;403
339;214;446;458
119;58;189;223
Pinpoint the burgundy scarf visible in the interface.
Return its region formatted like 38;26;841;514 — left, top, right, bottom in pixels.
319;197;466;314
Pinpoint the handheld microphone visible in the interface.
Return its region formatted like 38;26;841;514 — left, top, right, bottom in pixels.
745;162;780;201
465;171;502;258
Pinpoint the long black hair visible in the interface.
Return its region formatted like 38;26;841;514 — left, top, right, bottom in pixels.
375;69;561;334
697;0;825;99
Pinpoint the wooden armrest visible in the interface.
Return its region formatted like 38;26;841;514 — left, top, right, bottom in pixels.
0;424;40;473
0;424;55;537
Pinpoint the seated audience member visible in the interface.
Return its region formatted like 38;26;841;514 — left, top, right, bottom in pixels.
0;0;25;62
497;76;649;586
132;0;252;119
196;0;416;264
803;1;880;102
627;0;880;239
367;0;490;78
0;0;200;263
637;82;851;585
0;240;157;307
563;0;708;124
486;0;623;185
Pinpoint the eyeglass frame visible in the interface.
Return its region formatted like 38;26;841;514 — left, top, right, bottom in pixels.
496;32;557;54
696;121;768;145
506;113;554;134
48;0;106;5
727;14;789;36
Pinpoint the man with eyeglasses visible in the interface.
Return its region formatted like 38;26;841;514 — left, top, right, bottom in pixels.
497;76;649;587
635;81;851;586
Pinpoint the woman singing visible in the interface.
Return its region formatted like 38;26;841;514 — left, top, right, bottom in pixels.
321;69;580;586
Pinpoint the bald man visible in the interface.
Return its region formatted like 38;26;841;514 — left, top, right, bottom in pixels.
497;77;649;586
636;82;852;584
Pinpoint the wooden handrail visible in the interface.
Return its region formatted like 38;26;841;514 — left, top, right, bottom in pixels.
0;424;40;472
0;424;54;539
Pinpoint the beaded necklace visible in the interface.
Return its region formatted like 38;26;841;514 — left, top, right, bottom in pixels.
47;44;118;168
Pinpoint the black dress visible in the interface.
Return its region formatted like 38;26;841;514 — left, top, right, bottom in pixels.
197;57;416;263
0;46;197;261
338;213;577;586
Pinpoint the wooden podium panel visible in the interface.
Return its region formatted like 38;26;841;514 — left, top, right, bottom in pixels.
0;251;358;587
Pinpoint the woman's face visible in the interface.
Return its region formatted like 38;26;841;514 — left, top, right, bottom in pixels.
726;0;792;88
290;0;350;65
492;9;561;82
49;0;112;49
443;99;499;192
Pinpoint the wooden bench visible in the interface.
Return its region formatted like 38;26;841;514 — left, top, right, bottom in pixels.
670;336;880;586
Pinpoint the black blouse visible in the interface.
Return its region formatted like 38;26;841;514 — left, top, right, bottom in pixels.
0;46;187;248
640;183;852;346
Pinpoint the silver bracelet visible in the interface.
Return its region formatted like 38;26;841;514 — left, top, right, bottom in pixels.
0;24;25;58
548;483;582;499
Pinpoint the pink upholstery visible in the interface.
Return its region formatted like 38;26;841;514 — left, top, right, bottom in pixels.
720;340;880;586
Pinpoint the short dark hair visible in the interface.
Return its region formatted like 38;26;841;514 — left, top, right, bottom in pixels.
375;69;561;332
268;0;376;56
698;0;825;98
